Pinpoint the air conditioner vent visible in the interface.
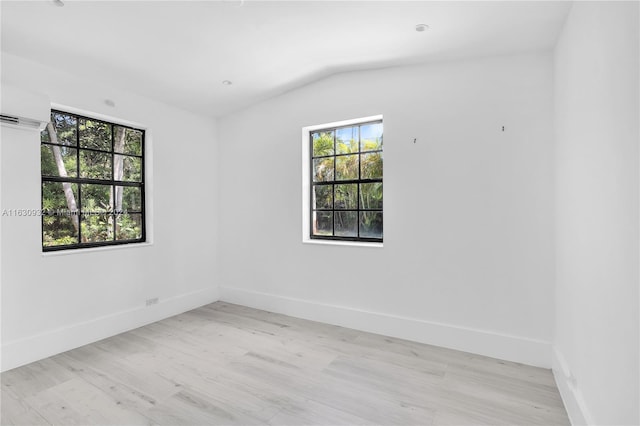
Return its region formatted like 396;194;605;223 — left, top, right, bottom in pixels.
1;86;50;131
0;114;19;125
0;114;46;130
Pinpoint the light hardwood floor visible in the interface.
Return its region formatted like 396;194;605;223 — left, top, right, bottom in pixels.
1;302;570;425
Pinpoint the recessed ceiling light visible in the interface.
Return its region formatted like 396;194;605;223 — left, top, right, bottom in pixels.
222;80;233;86
222;0;244;7
415;24;429;32
51;0;64;7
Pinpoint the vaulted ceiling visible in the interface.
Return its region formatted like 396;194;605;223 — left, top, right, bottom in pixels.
1;1;571;117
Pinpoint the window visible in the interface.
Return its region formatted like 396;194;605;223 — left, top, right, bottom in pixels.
309;118;383;243
41;110;145;251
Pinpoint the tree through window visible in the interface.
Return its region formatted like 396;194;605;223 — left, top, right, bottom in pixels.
310;120;383;242
41;110;145;250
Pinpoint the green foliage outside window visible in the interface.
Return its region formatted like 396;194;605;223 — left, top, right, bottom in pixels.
41;110;145;250
311;121;383;240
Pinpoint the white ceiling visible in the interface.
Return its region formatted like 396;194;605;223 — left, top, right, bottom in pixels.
1;1;571;117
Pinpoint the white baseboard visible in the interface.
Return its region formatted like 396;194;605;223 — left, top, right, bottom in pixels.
552;347;593;425
1;287;219;372
219;286;552;368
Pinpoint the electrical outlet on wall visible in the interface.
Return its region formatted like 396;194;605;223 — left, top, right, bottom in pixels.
145;297;159;307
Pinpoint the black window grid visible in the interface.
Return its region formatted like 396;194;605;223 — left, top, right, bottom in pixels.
310;120;383;243
41;109;146;251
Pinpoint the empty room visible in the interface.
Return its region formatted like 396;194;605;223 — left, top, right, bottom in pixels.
0;1;638;425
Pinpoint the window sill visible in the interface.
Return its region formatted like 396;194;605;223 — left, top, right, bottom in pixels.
42;242;153;257
302;238;383;248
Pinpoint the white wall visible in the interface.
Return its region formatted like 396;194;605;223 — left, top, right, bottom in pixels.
218;52;556;367
0;53;219;371
553;2;640;425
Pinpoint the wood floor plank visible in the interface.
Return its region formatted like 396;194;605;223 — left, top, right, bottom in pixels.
61;343;185;403
224;350;438;425
1;302;570;425
0;384;50;426
266;398;370;426
144;386;267;426
2;357;77;399
50;353;159;413
23;378;155;426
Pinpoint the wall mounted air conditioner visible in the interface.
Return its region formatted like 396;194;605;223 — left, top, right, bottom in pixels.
0;85;50;131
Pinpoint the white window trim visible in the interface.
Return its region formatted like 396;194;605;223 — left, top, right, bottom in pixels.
301;115;383;248
42;242;153;257
41;103;154;253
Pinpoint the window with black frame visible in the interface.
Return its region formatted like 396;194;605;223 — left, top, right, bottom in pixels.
41;110;145;251
310;120;383;242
